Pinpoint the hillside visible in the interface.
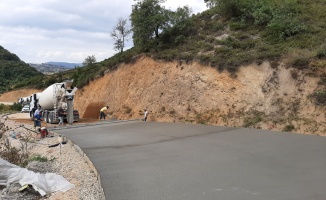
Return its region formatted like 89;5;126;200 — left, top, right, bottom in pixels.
74;56;325;136
71;0;325;135
1;0;325;135
0;46;44;94
54;0;326;94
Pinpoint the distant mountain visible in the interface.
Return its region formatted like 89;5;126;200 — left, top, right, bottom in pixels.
29;62;83;74
29;63;69;74
46;62;82;68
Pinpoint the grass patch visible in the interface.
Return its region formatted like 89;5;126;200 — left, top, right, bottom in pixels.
0;103;22;113
243;111;264;128
29;154;48;162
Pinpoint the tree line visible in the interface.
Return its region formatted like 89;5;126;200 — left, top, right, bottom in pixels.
0;46;44;94
109;0;306;55
110;0;192;53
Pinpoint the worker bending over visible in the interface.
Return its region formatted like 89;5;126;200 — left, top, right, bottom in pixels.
99;105;109;121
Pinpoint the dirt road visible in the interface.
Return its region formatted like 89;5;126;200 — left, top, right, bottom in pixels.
0;102;14;105
8;113;99;127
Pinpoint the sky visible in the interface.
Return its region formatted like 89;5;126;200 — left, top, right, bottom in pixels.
0;0;207;64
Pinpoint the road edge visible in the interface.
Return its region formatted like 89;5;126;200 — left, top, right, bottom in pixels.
66;138;106;200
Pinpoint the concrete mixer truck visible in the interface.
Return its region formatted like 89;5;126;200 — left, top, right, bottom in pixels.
18;96;30;105
29;80;79;125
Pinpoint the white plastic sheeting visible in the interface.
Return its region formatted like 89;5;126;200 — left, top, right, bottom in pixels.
0;158;74;196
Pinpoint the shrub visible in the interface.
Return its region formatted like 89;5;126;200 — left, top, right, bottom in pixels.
0;103;22;112
197;54;212;66
230;21;248;31
10;102;22;111
195;113;207;124
215;0;246;19
256;43;283;62
312;90;326;106
210;22;225;32
0;137;29;166
283;124;295;132
292;57;310;70
318;73;326;86
308;62;326;81
290;70;299;79
154;49;178;61
251;0;274;26
123;106;132;114
243;111;264;128
169;109;176;115
0;103;6;112
317;46;326;59
267;0;306;39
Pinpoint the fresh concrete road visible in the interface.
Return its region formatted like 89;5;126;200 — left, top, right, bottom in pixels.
54;121;326;200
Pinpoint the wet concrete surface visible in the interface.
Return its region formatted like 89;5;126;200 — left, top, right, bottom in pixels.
54;121;326;200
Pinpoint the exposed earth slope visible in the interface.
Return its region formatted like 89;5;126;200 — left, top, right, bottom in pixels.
73;56;325;136
0;89;41;102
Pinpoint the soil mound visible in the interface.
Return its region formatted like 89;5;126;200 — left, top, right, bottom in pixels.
0;89;41;102
83;102;106;118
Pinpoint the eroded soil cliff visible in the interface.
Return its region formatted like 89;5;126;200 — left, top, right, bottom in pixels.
74;56;325;136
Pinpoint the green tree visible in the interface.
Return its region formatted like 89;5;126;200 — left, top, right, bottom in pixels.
267;0;305;39
203;0;304;39
82;55;96;67
111;18;132;53
203;0;252;19
167;6;192;27
131;0;168;50
159;6;194;48
131;0;192;50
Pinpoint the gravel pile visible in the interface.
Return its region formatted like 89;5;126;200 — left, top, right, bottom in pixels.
0;114;105;200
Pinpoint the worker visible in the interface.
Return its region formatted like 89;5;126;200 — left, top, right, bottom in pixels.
34;105;41;116
34;112;43;130
38;127;49;138
58;107;65;126
99;105;109;121
143;109;148;121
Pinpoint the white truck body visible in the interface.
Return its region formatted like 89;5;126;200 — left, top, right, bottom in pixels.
18;96;31;105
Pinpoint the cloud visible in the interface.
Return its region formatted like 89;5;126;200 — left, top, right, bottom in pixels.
0;0;206;63
164;0;207;13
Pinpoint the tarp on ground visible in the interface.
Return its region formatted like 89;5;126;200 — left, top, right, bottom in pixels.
0;158;74;196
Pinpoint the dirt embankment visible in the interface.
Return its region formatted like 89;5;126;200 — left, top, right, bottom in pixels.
0;89;41;103
74;56;325;136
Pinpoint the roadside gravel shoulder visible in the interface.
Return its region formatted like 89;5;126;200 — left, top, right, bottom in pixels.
0;114;105;200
